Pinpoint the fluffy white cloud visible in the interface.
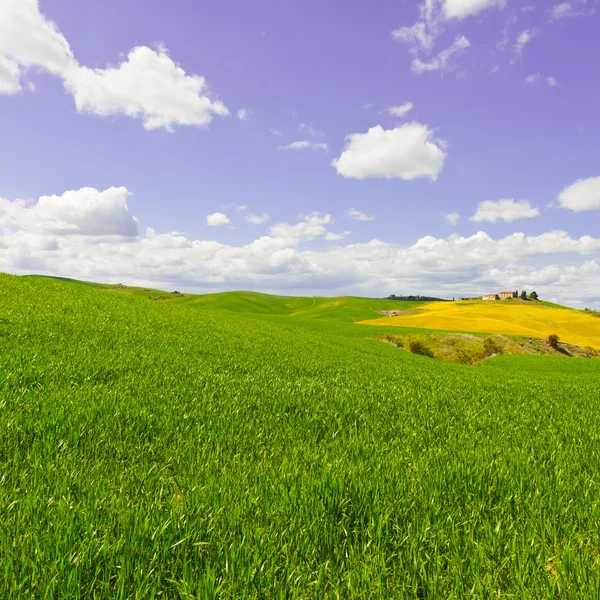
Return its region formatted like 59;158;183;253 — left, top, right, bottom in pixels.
0;0;74;81
206;213;234;228
0;186;138;236
277;141;329;151
0;1;228;129
443;0;506;20
557;176;600;212
269;128;283;136
443;212;461;224
388;102;414;117
0;56;20;94
470;199;540;223
546;76;559;86
237;108;250;121
2;186;600;304
64;46;228;131
412;35;470;74
332;123;447;181
346;208;375;222
247;213;271;225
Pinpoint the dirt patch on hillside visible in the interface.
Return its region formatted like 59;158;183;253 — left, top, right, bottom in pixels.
377;308;423;317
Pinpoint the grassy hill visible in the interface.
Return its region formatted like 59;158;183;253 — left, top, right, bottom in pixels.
361;298;600;350
2;273;600;597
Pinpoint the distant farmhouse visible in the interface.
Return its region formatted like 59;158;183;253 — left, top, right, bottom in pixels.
482;291;518;301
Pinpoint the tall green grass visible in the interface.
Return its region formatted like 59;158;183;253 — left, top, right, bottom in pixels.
1;274;600;598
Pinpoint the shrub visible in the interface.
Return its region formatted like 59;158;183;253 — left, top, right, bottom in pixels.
483;337;502;357
547;333;560;349
407;337;434;358
583;346;598;358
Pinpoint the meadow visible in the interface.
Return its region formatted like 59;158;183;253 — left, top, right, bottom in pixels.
361;298;600;349
1;274;600;598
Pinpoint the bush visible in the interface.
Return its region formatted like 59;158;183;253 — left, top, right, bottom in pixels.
547;333;560;348
407;337;434;358
483;337;502;357
583;346;598;358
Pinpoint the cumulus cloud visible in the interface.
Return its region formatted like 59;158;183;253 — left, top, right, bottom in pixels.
0;186;138;236
332;123;447;181
546;76;559;87
387;102;414;117
64;46;228;131
247;213;271;225
470;199;540;223
2;186;600;304
443;212;461;224
277;141;329;151
0;0;74;82
237;108;250;121
0;57;21;94
557;176;600;212
346;208;375;222
269;128;283;136
206;213;234;228
0;1;228;129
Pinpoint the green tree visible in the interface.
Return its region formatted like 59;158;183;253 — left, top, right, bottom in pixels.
520;290;527;300
548;333;560;348
530;291;539;300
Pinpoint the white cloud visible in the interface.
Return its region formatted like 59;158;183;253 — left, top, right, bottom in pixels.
551;2;573;18
277;141;329;151
471;199;540;223
387;102;414;117
206;213;234;228
549;2;590;19
346;208;375;222
324;231;351;241
269;127;283;136
557;176;600;212
392;0;502;74
524;73;540;85
3;186;600;304
0;1;228;129
247;213;271;225
443;0;506;20
443;212;461;224
332;123;447;181
64;46;228;131
298;123;324;138
546;76;559;87
237;108;250;121
0;186;138;236
412;35;471;74
513;29;538;59
0;56;21;94
0;0;74;80
224;203;247;212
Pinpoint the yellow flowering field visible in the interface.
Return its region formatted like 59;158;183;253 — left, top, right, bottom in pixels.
360;300;600;349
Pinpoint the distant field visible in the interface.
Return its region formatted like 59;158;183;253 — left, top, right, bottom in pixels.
360;299;600;349
2;274;600;597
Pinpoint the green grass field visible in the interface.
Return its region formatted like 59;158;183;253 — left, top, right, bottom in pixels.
2;273;600;598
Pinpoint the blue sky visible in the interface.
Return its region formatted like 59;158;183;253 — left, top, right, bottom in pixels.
1;0;599;305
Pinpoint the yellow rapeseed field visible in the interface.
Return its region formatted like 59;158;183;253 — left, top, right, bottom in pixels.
360;300;600;349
